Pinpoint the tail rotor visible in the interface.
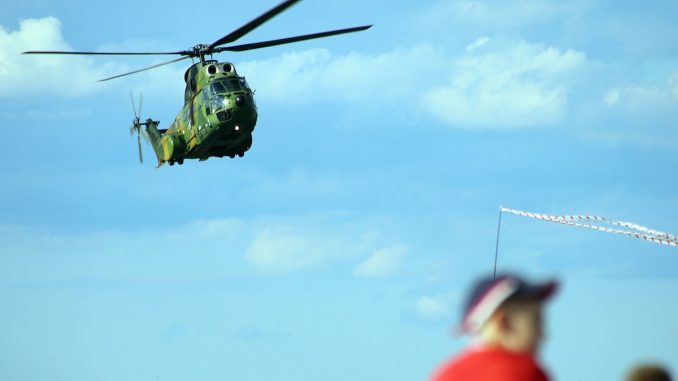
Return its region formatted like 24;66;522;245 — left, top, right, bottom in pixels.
130;92;145;164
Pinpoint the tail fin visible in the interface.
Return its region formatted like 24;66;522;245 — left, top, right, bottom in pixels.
143;119;165;166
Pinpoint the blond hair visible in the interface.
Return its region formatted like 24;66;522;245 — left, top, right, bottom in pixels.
626;365;672;381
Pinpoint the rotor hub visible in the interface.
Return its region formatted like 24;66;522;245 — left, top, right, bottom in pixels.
191;44;210;61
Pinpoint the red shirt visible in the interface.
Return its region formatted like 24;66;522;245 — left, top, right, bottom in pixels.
431;346;550;381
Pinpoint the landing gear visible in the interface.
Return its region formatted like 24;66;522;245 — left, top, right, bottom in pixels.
169;160;175;166
177;158;184;165
244;134;253;151
236;134;251;158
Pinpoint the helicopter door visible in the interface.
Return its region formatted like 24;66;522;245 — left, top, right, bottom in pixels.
185;100;198;146
202;85;214;116
189;96;195;128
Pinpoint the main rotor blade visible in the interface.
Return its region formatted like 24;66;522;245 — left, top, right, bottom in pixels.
214;25;372;52
23;50;187;56
97;56;190;82
207;0;300;50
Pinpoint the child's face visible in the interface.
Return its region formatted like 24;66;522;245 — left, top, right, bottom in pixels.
504;300;543;354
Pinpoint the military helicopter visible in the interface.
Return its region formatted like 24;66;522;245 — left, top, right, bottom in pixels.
23;0;371;166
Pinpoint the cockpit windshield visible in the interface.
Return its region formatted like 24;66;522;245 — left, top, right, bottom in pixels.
210;77;250;94
202;77;252;116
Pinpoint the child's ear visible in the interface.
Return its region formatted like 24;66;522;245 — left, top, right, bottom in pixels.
496;310;510;331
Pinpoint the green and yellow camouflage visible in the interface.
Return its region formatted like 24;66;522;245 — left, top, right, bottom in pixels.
141;61;258;166
22;0;371;167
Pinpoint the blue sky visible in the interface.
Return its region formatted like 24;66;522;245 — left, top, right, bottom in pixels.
1;0;677;380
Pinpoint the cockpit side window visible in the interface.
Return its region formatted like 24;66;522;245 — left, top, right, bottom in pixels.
211;81;227;94
239;77;250;90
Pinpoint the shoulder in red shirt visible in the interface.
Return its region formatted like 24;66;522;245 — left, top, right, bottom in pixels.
431;346;550;381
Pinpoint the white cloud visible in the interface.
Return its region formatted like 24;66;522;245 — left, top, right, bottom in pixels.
422;38;588;128
415;296;450;322
602;86;664;109
353;244;408;278
245;226;351;273
466;36;489;52
243;213;403;274
0;17;113;97
237;44;448;105
240;38;590;129
237;49;329;104
0;17;186;100
603;88;621;106
603;71;678;110
590;70;678;146
1;212;410;282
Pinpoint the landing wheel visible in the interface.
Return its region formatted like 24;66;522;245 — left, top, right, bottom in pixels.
169;160;175;166
177;158;184;165
237;151;244;157
228;153;235;158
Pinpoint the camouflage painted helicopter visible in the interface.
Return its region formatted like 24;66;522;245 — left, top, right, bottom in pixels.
23;0;371;166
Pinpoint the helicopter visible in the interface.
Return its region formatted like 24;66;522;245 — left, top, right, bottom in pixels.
23;0;371;167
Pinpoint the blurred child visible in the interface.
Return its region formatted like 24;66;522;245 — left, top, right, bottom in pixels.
431;273;558;381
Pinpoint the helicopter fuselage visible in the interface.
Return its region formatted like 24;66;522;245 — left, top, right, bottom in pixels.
146;60;258;165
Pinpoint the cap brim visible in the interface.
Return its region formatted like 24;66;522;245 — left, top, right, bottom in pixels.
515;280;558;301
457;276;559;335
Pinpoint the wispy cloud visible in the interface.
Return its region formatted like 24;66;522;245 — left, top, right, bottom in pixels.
401;294;455;325
415;296;450;322
353;244;408;278
0;212;408;282
586;69;678;146
243;212;405;274
603;71;678;109
422;37;588;128
245;226;352;273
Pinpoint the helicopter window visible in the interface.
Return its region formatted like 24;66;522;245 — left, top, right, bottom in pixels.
239;77;250;89
209;95;226;112
224;78;242;91
201;89;211;114
211;81;227;94
210;77;247;94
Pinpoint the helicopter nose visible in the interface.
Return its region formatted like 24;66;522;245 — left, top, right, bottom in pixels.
235;95;246;107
